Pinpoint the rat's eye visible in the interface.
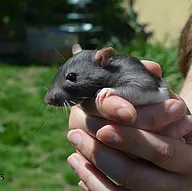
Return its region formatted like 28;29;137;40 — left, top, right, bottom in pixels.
66;73;77;82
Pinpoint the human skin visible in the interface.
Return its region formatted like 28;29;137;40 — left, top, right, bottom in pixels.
67;61;192;191
180;64;192;113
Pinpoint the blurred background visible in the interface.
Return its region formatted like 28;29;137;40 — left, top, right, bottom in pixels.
0;0;191;190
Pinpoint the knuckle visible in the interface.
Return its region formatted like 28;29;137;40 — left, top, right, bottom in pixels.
88;149;96;165
139;107;165;130
148;113;160;129
83;173;94;186
121;169;140;188
124;130;141;152
152;143;175;166
140;112;162;130
69;108;86;130
146;104;174;130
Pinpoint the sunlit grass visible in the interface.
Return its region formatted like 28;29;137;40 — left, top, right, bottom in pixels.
0;64;80;191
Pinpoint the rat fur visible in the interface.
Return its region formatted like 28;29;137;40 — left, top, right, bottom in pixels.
44;44;169;107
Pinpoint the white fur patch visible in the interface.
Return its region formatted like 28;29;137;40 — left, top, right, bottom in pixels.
101;86;169;106
134;88;169;105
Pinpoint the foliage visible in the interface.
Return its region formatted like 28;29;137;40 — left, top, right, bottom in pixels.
91;0;152;47
0;0;152;45
0;0;69;25
0;0;69;41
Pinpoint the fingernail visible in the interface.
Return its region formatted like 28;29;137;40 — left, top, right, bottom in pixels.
67;155;79;170
185;115;192;134
78;181;89;191
117;108;134;122
179;115;192;136
96;128;117;144
67;130;82;148
169;100;186;120
179;138;186;143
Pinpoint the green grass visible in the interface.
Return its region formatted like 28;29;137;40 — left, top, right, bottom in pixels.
0;65;80;191
0;41;184;191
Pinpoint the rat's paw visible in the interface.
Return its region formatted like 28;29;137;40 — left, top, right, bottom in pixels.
96;88;116;106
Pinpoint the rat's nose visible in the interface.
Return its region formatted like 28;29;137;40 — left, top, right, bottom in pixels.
45;91;64;106
47;98;55;105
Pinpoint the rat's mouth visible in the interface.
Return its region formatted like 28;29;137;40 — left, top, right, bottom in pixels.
45;96;89;107
44;90;92;107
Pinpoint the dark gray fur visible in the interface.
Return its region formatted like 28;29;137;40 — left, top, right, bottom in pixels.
45;50;168;106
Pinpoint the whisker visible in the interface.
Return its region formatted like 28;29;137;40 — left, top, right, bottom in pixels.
31;99;50;120
73;97;90;99
63;101;70;130
44;104;51;114
55;107;64;130
60;104;64;117
65;100;71;108
69;100;77;105
69;100;82;110
43;85;49;90
39;99;44;103
62;102;65;116
63;101;67;117
55;48;66;62
31;121;48;139
65;100;71;119
68;100;88;127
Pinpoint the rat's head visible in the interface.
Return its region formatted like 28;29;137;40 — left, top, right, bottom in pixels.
44;44;116;107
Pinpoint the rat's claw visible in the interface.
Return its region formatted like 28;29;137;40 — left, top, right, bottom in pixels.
96;88;116;107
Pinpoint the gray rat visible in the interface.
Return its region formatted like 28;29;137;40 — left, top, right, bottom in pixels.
44;44;169;107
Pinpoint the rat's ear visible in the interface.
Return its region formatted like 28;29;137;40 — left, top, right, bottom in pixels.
72;44;83;55
94;47;115;68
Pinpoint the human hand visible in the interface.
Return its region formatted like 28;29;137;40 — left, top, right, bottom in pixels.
67;122;192;191
67;61;192;190
69;61;189;138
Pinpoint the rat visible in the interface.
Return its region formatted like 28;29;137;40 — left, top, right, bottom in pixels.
44;44;169;107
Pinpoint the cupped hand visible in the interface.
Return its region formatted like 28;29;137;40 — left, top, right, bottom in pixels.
69;60;188;138
80;60;162;121
67;60;192;191
67;128;192;191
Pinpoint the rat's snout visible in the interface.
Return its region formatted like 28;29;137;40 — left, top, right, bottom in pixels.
47;98;55;105
44;91;65;107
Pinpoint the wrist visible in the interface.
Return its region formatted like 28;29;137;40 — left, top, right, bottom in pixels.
180;63;192;112
186;62;192;79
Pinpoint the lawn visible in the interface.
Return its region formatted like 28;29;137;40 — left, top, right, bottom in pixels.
0;41;184;191
0;65;80;191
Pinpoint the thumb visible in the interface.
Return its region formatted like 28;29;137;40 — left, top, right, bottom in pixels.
80;96;137;123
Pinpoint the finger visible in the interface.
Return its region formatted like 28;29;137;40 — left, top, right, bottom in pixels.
67;153;128;191
96;124;192;175
69;101;137;136
70;107;192;150
80;61;162;121
81;95;137;123
152;90;191;138
78;181;90;191
69;106;110;135
169;89;191;115
67;129;189;190
132;99;187;131
141;60;162;77
169;89;181;99
70;98;187;137
158;115;192;140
